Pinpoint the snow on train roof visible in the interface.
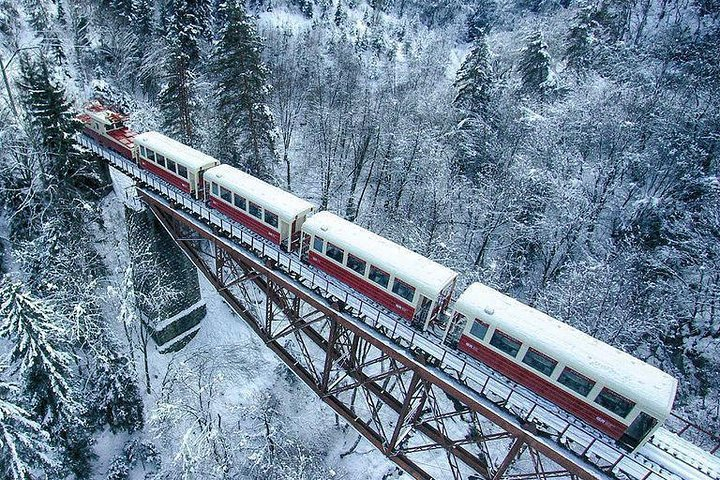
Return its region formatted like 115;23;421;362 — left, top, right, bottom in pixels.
303;211;458;298
134;132;219;171
455;283;678;417
204;164;315;221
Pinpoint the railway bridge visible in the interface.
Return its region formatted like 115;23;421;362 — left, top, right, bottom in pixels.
79;134;720;480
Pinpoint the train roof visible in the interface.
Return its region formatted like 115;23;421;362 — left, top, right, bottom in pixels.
455;283;678;418
204;164;315;222
134;132;219;171
303;211;458;299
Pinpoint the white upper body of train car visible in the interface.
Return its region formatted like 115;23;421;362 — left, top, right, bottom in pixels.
448;282;678;450
301;211;458;328
134;132;220;199
203;164;315;250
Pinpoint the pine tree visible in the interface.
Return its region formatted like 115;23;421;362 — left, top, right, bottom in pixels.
565;5;596;73
454;36;493;118
0;371;53;480
466;1;496;41
518;30;556;95
158;0;206;144
87;350;144;433
17;54;90;191
210;0;277;179
334;1;347;26
0;279;75;425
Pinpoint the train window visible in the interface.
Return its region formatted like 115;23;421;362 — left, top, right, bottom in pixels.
220;186;232;203
369;266;390;288
233;195;246;210
264;210;279;228
147;149;156;162
313;236;325;252
594;388;634;418
469;320;489;341
346;254;367;276
392;278;416;302
157;154;167;168
249;202;262;219
489;330;522;357
557;368;595;396
177;165;188;179
166;158;176;172
326;243;344;263
211;182;219;196
140;146;147;158
522;348;558;376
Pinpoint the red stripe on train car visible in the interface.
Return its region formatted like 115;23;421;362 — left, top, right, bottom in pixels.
307;251;415;320
458;335;627;439
208;197;282;245
139;159;191;193
83;129;134;160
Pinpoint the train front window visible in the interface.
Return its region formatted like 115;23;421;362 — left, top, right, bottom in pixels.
177;165;188;179
326;243;344;263
470;320;489;341
594;388;635;418
557;368;595;396
522;348;558;376
369;266;390;288
489;330;522;357
233;195;246;210
346;254;367;276
264;210;279;228
220;186;232;203
313;236;324;253
392;278;416;302
211;183;219;196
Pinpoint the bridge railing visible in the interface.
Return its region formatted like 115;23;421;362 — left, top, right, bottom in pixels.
81;135;687;480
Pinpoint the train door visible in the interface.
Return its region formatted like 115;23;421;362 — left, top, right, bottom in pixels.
279;220;291;251
413;295;433;330
442;313;466;349
300;233;311;262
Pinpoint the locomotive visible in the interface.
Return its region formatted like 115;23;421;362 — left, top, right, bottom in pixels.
78;102;677;451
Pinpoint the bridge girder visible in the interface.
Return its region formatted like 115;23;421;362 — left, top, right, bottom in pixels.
141;191;598;480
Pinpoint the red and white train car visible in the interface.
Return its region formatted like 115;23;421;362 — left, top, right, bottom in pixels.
446;282;677;450
203;164;315;250
301;211;457;328
78;103;136;159
134;132;219;199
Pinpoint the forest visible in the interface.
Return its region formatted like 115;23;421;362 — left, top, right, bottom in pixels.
0;0;718;478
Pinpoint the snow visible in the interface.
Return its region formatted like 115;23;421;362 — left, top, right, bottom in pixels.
455;283;678;419
302;211;458;300
204;164;315;222
134;132;220;171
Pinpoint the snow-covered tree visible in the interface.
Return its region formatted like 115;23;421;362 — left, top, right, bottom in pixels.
565;5;597;73
454;36;493;117
518;30;556;95
159;0;206;144
17;54;89;190
0;279;74;424
86;349;144;433
0;369;53;480
209;0;277;179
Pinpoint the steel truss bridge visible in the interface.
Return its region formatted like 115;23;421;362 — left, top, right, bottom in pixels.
80;135;720;480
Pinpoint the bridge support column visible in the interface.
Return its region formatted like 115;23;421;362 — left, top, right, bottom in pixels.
126;207;205;352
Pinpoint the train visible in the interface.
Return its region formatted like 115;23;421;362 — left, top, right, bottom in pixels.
78;102;678;451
